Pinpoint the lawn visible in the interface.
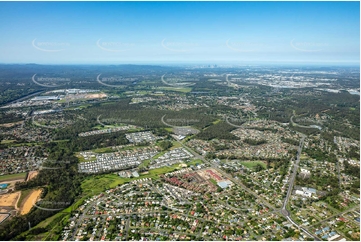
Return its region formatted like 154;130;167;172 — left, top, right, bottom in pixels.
240;161;267;170
0;172;27;182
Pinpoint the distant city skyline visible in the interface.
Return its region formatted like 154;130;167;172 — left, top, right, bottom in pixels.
0;1;359;65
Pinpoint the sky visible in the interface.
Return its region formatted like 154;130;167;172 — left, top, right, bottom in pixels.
0;1;359;65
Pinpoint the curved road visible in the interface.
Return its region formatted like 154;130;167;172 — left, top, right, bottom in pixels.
290;115;321;130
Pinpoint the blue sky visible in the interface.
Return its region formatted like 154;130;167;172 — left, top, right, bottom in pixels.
0;1;359;65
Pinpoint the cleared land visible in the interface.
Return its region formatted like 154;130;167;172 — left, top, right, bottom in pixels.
20;189;42;215
157;86;192;93
0;192;20;207
26;171;39;181
85;93;107;99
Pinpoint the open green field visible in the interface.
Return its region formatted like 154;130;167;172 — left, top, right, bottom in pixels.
240;161;267;170
187;159;203;166
0;172;27;182
209;178;217;186
170;141;183;149
138;159;151;169
0;139;16;144
164;127;173;132
92;147;114;153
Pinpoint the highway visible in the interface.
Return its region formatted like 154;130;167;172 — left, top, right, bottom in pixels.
0;90;44;108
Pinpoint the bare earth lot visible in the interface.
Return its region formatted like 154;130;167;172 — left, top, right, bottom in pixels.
0;192;20;207
20;189;42;215
26;171;39;181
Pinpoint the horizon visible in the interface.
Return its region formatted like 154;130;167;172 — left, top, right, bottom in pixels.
0;62;360;67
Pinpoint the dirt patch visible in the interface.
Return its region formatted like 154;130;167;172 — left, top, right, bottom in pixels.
26;171;39;181
20;189;42;215
85;93;107;99
0;192;20;207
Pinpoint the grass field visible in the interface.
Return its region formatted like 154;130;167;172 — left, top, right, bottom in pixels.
164;127;173;132
0;139;16;144
187;159;203;166
0;172;27;182
240;161;267;170
138;159;151;169
170;141;183;149
209;178;217;186
92;147;114;153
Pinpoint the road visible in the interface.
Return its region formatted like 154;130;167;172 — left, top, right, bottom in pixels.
0;91;44;108
282;135;305;213
290;115;321;130
333;138;342;189
280;135;320;241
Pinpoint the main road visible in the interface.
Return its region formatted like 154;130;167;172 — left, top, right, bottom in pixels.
280;135;320;241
